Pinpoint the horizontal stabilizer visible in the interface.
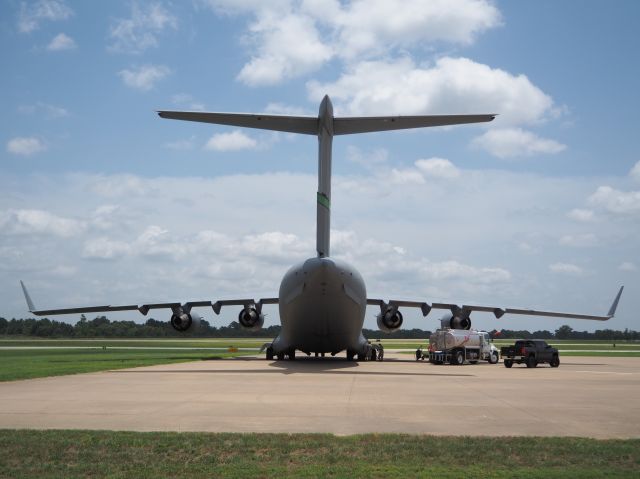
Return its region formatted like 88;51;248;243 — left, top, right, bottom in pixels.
157;111;318;135
158;110;496;137
334;114;496;135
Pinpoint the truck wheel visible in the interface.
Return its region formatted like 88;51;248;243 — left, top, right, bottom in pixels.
489;352;499;364
550;355;560;368
454;350;464;365
526;355;537;368
504;359;513;368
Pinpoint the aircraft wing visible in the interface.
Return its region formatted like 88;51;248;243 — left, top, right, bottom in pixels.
20;281;278;317
367;285;624;321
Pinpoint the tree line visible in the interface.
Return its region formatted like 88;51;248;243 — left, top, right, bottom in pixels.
0;316;638;341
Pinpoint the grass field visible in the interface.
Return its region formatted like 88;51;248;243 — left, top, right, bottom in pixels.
0;430;637;479
2;337;639;381
0;341;255;382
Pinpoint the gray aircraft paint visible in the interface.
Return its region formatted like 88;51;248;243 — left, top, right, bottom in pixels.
20;96;623;359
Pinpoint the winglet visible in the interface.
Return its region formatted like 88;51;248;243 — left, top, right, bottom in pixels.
607;286;624;318
20;280;36;312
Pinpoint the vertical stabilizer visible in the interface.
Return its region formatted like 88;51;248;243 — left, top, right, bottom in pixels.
316;95;333;257
158;95;496;259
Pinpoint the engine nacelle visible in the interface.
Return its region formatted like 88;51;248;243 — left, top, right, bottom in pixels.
377;307;403;333
440;313;471;330
170;311;201;332
238;307;264;331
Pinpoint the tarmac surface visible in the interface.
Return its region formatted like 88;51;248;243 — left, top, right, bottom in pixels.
1;354;639;438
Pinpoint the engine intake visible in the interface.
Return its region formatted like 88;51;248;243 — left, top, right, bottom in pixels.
377;307;403;333
238;307;264;331
170;311;201;332
441;314;471;330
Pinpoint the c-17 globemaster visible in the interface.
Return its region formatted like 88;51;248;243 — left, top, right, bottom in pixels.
21;95;623;361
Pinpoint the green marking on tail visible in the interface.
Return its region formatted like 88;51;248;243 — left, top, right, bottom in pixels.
317;192;330;210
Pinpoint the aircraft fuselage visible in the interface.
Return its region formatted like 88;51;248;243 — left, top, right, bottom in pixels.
274;256;369;355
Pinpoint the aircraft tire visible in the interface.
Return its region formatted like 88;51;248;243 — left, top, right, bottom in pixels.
266;347;274;360
288;350;296;360
277;352;285;360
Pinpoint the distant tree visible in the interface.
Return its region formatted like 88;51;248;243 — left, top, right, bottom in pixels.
555;325;574;340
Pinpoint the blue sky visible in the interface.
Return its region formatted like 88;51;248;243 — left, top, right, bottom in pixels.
1;0;638;333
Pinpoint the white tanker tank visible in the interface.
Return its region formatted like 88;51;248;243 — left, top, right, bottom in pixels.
416;328;500;365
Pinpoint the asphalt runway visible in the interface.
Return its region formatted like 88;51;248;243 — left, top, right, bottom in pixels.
1;354;638;438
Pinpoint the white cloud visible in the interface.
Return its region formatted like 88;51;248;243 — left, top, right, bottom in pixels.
171;93;205;111
0;209;84;237
6;137;47;156
204;130;258;151
567;208;595;222
89;174;148;198
588;186;640;215
18;0;73;33
2;169;636;331
108;2;177;54
389;168;425;185
307;57;555;124
204;0;502;85
472;128;566;159
318;0;502;59
18;102;68;118
164;137;196;151
264;102;315;116
549;262;583;275
236;11;333;86
346;146;389;169
630;161;640;182
558;233;598;248
46;32;76;51
422;260;511;284
82;237;131;260
415;158;460;179
118;64;170;91
619;262;637;272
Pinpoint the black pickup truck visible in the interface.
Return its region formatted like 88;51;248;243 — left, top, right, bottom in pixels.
500;340;560;368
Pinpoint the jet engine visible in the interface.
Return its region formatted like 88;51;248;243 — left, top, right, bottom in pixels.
377;307;403;333
170;311;201;332
440;313;471;330
238;307;264;331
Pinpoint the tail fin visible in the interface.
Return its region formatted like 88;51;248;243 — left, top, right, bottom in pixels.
607;286;624;318
158;95;495;257
20;280;36;312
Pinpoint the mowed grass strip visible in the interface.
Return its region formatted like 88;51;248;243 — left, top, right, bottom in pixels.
0;430;637;479
0;348;251;382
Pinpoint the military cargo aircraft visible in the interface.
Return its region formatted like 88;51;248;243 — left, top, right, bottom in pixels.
21;95;623;361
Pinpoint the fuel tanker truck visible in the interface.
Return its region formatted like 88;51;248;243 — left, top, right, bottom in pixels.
416;329;500;365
